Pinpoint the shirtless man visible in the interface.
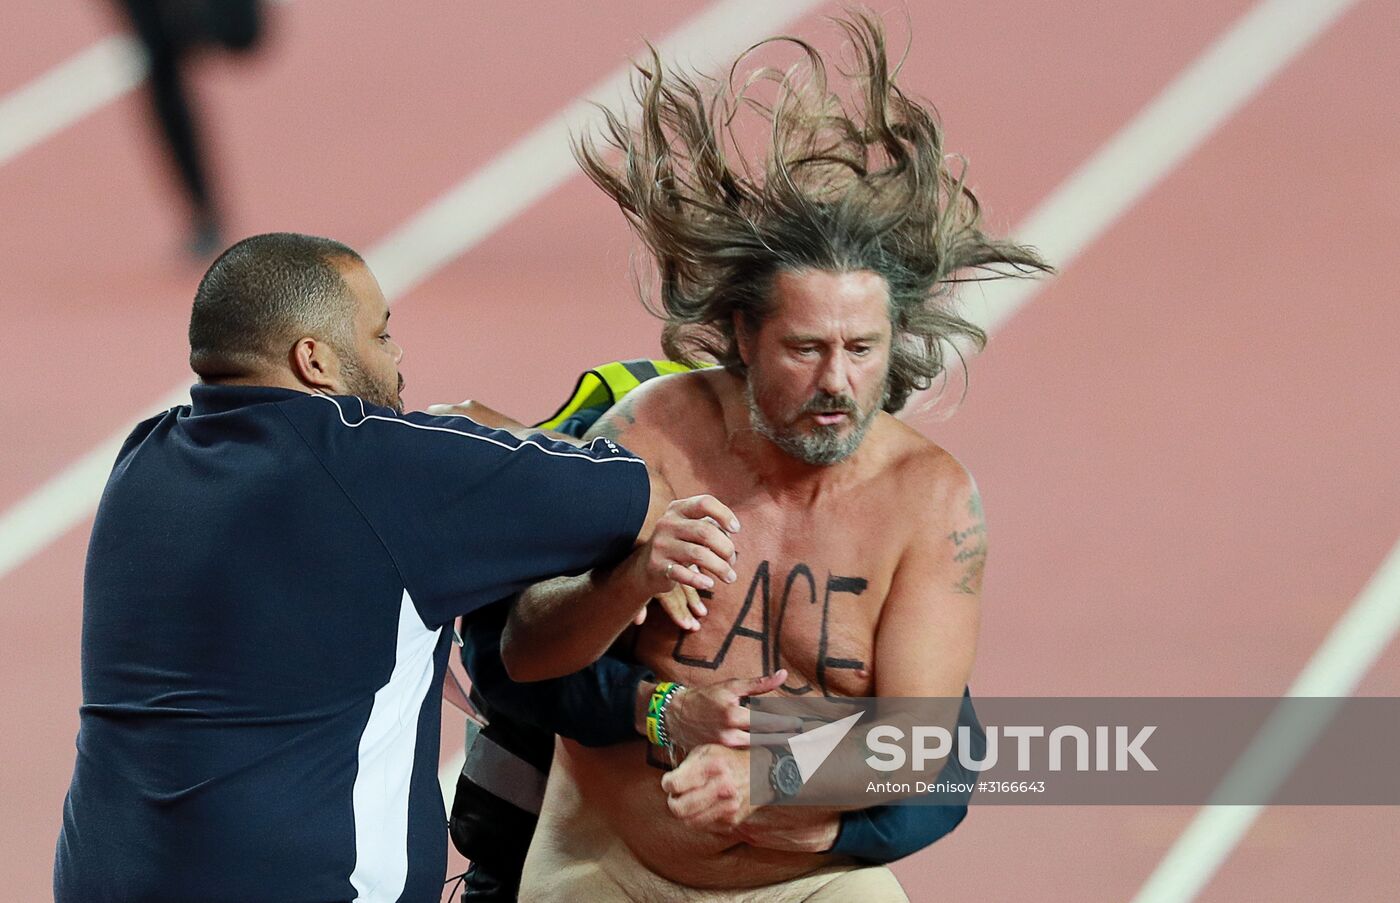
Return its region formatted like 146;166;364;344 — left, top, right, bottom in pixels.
500;13;1047;900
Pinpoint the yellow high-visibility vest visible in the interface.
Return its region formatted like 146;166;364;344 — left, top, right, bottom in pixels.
534;358;707;433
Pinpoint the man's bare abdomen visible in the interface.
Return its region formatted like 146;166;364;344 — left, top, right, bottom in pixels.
527;737;836;897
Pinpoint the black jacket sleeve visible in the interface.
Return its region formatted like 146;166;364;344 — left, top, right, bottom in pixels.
460;602;653;748
282;394;650;628
831;804;968;863
831;687;984;862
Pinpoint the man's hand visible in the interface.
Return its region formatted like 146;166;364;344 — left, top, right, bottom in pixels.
660;744;756;833
424;399;521;430
637;583;707;632
504;495;740;680
627;496;741;631
664;671;794;750
732;807;841;854
426;400;587;445
660;742;839;851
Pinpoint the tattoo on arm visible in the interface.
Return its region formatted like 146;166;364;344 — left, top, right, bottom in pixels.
584;393;640;443
948;492;987;595
589;417;624;442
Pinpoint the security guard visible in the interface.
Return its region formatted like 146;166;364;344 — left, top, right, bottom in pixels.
54;234;653;902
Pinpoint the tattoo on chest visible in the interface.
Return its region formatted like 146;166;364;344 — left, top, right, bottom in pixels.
670;560;868;696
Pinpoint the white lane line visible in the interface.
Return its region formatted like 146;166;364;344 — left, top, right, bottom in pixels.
913;0;1363;356
0;35;146;168
0;0;825;577
368;0;826;299
1131;538;1400;903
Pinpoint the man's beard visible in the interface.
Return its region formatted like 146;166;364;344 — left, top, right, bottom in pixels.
338;350;404;413
745;380;881;467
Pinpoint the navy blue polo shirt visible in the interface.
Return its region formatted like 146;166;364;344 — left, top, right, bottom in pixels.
54;384;649;903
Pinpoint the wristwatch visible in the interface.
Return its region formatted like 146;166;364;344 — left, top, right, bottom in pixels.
768;747;803;802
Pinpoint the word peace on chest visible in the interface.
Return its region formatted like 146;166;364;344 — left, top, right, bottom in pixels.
670;559;872;696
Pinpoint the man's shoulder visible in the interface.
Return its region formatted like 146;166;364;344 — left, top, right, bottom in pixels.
876;416;978;516
624;367;727;419
588;367;728;442
127;406;182;444
274;393;516;463
278;393;471;439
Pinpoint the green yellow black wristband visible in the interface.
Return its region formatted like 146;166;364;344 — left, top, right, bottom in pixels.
645;681;683;747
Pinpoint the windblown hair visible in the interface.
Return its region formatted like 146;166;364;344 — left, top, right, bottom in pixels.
575;11;1050;412
189;232;363;379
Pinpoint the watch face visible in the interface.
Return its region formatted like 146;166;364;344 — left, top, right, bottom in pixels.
774;753;803;798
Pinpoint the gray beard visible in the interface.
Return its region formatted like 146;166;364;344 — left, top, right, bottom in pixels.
745;381;878;466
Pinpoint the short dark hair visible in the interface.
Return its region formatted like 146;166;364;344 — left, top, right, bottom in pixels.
188;232;364;379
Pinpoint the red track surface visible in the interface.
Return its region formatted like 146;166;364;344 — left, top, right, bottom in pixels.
3;2;1396;900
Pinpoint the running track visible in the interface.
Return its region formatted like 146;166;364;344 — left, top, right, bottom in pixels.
2;2;1397;900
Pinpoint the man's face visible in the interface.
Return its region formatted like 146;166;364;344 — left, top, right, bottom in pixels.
741;269;892;466
336;260;405;413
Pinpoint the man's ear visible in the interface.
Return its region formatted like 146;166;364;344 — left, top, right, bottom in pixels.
289;337;341;393
733;312;751;366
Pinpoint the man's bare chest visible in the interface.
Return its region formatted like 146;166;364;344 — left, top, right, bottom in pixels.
634;485;902;697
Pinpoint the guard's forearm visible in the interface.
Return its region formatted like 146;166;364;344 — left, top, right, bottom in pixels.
501;556;650;681
634;678;659;737
460;605;652;746
830;804;969;863
505;425;589;446
784;700;965;810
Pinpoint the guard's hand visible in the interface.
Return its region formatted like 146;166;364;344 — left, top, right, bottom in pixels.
660;744;753;833
634;495;740;607
643;583;708;632
665;672;799;750
732;807;840;854
425;400;524;430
